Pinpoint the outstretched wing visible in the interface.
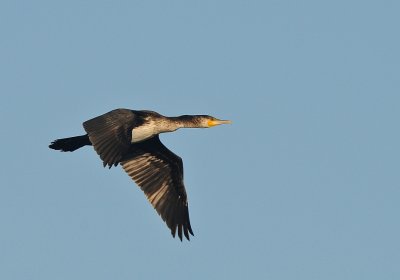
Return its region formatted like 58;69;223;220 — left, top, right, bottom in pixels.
121;136;194;241
83;109;143;167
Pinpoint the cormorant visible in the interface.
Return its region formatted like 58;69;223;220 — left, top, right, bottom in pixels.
49;108;231;241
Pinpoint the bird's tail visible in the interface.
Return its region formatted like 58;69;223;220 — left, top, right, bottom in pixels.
49;135;91;152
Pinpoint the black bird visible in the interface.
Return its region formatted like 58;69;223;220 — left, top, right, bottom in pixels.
49;108;231;241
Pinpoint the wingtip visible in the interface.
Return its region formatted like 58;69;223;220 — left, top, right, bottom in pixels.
171;225;193;241
188;223;194;236
178;225;183;241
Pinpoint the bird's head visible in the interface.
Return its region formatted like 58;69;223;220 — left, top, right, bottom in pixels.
196;115;232;128
176;115;232;128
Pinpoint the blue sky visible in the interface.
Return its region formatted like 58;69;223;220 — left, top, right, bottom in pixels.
1;1;399;279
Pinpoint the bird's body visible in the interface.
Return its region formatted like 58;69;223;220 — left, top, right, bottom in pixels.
49;108;231;241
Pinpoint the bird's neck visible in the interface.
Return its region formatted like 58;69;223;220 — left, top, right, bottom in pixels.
169;116;202;129
131;115;202;143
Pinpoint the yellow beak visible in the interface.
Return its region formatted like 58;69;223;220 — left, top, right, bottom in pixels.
208;119;232;127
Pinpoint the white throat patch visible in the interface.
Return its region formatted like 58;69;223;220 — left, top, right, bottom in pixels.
131;119;179;143
131;122;157;143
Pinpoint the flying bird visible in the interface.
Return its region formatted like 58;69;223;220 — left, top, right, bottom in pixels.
49;108;231;241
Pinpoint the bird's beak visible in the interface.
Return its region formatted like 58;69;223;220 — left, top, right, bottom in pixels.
208;119;232;127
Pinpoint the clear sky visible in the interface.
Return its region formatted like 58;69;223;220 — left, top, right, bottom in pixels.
1;1;399;279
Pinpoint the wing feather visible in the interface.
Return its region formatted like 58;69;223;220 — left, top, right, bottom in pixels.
83;109;141;167
121;136;193;241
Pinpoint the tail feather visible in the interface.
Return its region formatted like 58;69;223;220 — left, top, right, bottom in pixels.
49;135;91;152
